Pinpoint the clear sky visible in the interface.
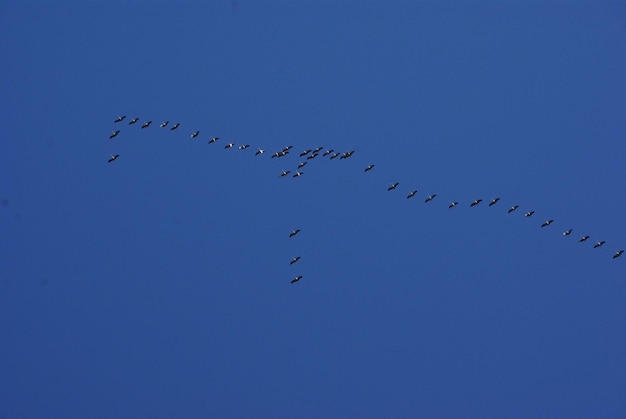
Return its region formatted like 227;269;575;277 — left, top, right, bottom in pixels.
2;1;625;418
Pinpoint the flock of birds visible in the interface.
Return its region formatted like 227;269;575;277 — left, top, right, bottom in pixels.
107;114;624;283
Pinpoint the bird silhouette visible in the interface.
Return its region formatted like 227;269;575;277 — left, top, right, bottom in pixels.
508;205;519;213
525;211;535;217
141;121;152;129
299;149;312;157
290;256;301;265
425;194;436;203
114;115;126;123
225;143;234;149
387;182;399;191
330;152;340;160
579;236;590;242
128;117;139;125
593;241;606;248
292;171;304;178
160;121;169;128
279;170;291;177
191;131;199;138
470;199;483;207
170;123;180;130
107;154;119;163
291;275;303;284
613;250;624;259
109;130;120;139
322;149;334;157
364;165;375;172
541;219;554;228
255;149;265;156
298;162;308;169
208;137;219;143
239;144;250;150
289;229;301;238
563;229;573;236
406;191;417;199
449;201;458;209
488;198;500;206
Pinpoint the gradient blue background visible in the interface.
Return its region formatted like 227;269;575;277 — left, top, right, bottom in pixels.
2;1;625;418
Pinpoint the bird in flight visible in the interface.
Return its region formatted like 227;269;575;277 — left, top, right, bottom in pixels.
330;152;340;160
313;146;323;153
292;171;304;178
541;219;554;228
470;199;483;207
593;241;606;248
563;229;573;236
322;149;334;157
299;149;312;157
297;162;308;169
387;182;399;191
449;201;459;209
191;131;200;138
340;150;355;159
488;198;500;206
525;211;535;217
114;115;126;123
290;256;301;265
108;154;119;163
424;194;436;203
289;229;301;238
508;205;519;213
160;121;169;128
239;144;250;150
279;170;291;177
225;143;234;149
613;250;624;259
406;190;417;199
170;123;180;130
109;130;120;139
141;120;152;129
283;145;293;152
291;275;303;284
579;235;590;242
306;153;319;160
208;137;219;143
129;117;139;125
364;164;375;172
255;149;265;156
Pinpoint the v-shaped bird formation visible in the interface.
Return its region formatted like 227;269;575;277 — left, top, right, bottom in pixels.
107;115;624;283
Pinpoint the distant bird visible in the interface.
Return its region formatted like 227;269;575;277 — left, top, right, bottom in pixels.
330;152;340;160
191;131;200;138
292;171;304;178
141;120;152;129
424;194;436;203
508;205;519;213
278;151;288;157
114;115;126;123
387;182;399;191
107;154;119;163
290;256;301;265
524;211;535;217
170;123;180;130
299;149;312;157
470;199;483;207
109;130;120;139
289;229;301;238
563;229;573;236
364;164;375;172
322;149;334;157
613;250;624;259
541;219;554;228
593;241;606;248
279;170;291;177
128;117;139;125
449;201;459;209
579;235;590;242
313;146;323;153
291;275;303;284
488;197;500;206
271;152;281;158
224;143;234;149
340;150;355;159
406;190;417;199
283;145;293;151
306;153;319;160
238;144;250;150
208;137;219;143
297;162;308;169
160;121;169;128
255;149;265;156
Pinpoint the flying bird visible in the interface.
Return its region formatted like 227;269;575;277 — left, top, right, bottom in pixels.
160;121;169;128
387;182;399;191
290;256;301;265
488;198;500;206
170;123;180;130
299;149;312;157
524;211;535;217
541;219;554;228
141;120;152;129
613;250;624;259
330;152;340;160
297;162;308;169
406;190;417;199
424;194;436;203
107;154;119;163
109;130;120;139
593;241;606;248
364;165;375;172
283;145;293;151
449;201;459;209
128;117;139;125
191;131;200;138
508;205;519;213
322;149;334;157
279;170;291;177
291;275;303;284
579;235;590;242
306;153;319;160
563;229;573;236
238;144;250;150
208;137;219;143
292;171;304;178
224;143;234;149
255;149;265;156
114;115;126;123
470;199;483;207
313;147;323;153
340;150;355;159
289;229;301;238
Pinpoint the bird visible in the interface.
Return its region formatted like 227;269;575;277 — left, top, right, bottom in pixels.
579;235;590;242
255;149;265;156
141;120;152;129
313;146;323;153
406;190;417;199
330;152;340;160
290;256;301;265
278;151;288;157
508;205;519;213
541;219;554;228
279;170;291;177
524;211;535;217
114;115;126;123
271;152;281;158
449;201;459;209
208;137;219;143
170;123;180;130
283;145;293;151
593;241;606;248
109;130;120;139
424;194;436;203
299;149;312;157
291;275;303;284
297;162;308;169
340;150;355;159
160;121;169;128
238;144;250;150
107;154;119;163
563;229;573;236
128;117;139;125
292;171;304;178
613;250;624;259
306;153;319;160
364;165;375;172
488;198;500;206
470;199;483;207
224;143;234;149
322;149;334;157
289;229;301;237
191;131;200;138
387;182;399;191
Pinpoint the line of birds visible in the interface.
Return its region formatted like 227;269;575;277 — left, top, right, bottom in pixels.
106;115;624;271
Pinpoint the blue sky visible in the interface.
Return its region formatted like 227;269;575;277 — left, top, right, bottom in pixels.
2;1;625;417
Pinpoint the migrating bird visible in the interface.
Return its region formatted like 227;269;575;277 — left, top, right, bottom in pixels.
128;117;139;125
141;120;152;129
299;149;312;157
364;164;375;172
524;211;535;217
114;115;126;123
290;256;301;265
593;241;606;248
406;190;417;199
449;201;459;209
292;171;304;178
541;219;554;228
224;143;234;149
297;162;308;169
508;205;519;213
255;149;265;156
170;123;180;130
289;229;301;238
160;121;169;128
613;250;624;259
387;182;399;191
208;137;219;143
283;145;293;151
238;144;250;150
470;199;483;207
563;229;573;236
109;130;120;139
271;152;281;158
191;131;200;138
322;149;334;157
291;275;303;284
425;194;436;203
306;153;319;160
579;235;590;242
107;154;119;163
330;152;340;160
313;146;323;153
340;150;355;159
279;170;291;177
488;197;500;206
